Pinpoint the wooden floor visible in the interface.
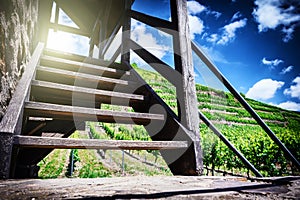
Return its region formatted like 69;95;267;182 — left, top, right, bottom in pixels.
0;176;299;199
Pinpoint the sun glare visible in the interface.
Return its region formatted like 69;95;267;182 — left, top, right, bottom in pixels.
46;29;89;56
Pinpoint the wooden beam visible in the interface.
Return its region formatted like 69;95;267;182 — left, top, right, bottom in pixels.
36;66;133;86
129;10;175;36
129;39;180;87
30;80;145;106
0;43;44;178
121;0;132;65
24;101;164;125
13;136;188;150
98;1;112;59
48;23;89;37
109;44;122;63
170;0;202;173
40;55;130;78
37;0;52;44
101;23;122;58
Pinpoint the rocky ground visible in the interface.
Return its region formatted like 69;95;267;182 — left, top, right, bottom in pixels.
0;176;299;199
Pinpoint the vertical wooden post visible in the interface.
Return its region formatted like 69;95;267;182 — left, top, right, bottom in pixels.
0;133;13;178
170;0;203;173
37;0;53;45
121;0;132;65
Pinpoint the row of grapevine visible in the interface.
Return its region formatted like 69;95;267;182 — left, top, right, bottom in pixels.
133;66;300;177
200;124;300;177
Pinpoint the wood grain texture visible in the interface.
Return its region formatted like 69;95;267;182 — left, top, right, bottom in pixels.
24;101;164;125
43;48;130;71
41;55;130;77
0;43;44;133
13;135;188;150
31;80;144;101
170;0;202;173
36;66;134;86
129;10;175;35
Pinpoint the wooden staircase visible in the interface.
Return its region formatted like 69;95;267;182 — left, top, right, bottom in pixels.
0;44;202;178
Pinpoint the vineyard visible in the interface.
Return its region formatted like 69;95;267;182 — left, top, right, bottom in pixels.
38;65;300;178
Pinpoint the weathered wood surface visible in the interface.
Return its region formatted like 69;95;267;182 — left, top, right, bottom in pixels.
170;0;202;174
41;55;130;77
48;22;89;37
43;48;130;71
31;80;144;106
0;43;44;133
0;176;298;199
130;10;175;34
36;66;133;86
129;39;180;87
24;101;164;125
13;135;188;150
121;0;131;64
0;43;44;179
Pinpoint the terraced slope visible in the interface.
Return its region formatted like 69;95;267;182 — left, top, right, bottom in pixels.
39;66;300;178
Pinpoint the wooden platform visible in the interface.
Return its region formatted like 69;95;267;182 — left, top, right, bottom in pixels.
0;176;299;199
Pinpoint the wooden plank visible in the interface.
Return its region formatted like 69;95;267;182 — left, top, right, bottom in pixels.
101;22;122;57
43;48;130;71
48;22;89;37
31;80;144;101
171;0;200;131
121;0;131;64
30;80;145;106
41;55;130;77
0;43;44;179
36;66;134;86
98;1;112;59
169;0;202;174
0;43;44;133
24;101;164;125
129;40;180;87
129;10;175;35
13;135;188;150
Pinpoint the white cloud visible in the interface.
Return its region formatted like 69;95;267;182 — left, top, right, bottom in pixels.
187;0;206;15
217;18;247;45
282;25;296;42
246;79;285;100
252;0;300;42
58;8;79;29
206;34;218;43
207;10;222;19
231;11;242;21
188;15;205;40
284;77;300;99
277;101;300;111
187;1;206;40
280;65;294;74
131;20;170;60
130;20;171;67
262;57;283;68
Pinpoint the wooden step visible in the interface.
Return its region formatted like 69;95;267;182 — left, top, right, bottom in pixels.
31;80;145;106
24;101;164;125
40;55;130;79
43;48;129;71
13;135;188;150
36;66;136;91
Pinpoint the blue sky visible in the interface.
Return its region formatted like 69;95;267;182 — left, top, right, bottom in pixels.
47;0;300;112
131;0;300;112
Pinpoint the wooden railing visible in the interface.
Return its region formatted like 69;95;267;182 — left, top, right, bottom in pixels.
191;42;300;172
0;42;44;178
0;42;44;134
113;0;300;176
